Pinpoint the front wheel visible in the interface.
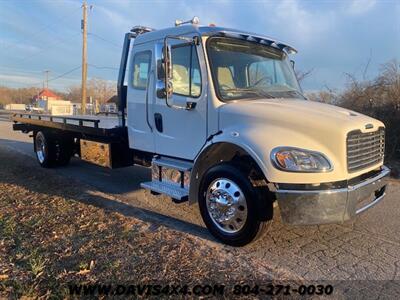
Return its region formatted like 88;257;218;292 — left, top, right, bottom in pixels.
198;163;271;246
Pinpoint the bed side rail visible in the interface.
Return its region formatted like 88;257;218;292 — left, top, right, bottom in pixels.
12;113;100;128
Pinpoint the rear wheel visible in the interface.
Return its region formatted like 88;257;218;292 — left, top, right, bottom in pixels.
199;163;271;246
34;131;72;168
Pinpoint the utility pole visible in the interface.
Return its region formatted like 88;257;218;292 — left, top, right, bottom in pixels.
81;0;88;114
43;70;50;89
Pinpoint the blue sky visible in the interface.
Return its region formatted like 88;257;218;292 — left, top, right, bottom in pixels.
0;0;399;92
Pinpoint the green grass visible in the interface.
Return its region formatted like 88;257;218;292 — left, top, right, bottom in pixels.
0;216;16;238
28;250;47;278
78;261;89;271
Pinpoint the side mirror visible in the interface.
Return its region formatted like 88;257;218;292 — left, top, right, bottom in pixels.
156;44;173;99
157;35;199;110
290;59;295;69
162;43;173;99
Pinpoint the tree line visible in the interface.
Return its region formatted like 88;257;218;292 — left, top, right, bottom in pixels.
0;78;116;107
1;61;398;167
307;59;400;170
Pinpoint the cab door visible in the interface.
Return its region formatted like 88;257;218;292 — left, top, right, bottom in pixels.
153;40;207;160
126;43;155;152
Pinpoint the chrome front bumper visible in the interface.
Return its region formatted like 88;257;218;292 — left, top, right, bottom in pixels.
275;166;390;225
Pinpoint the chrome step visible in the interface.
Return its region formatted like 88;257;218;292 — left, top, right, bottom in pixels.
140;181;189;202
153;157;193;171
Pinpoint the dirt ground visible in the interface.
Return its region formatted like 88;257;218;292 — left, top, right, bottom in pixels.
0;147;297;298
1;121;400;298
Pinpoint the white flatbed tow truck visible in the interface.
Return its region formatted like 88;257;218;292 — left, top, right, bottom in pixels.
12;18;389;246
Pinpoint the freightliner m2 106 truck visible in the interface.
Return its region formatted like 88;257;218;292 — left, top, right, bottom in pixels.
12;19;389;246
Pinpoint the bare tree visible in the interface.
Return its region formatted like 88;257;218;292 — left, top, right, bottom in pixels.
0;86;41;106
66;78;116;104
65;85;82;102
338;59;400;162
87;78;116;105
295;68;314;83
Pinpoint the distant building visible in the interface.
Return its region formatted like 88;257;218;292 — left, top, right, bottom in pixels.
33;89;73;116
33;88;61;102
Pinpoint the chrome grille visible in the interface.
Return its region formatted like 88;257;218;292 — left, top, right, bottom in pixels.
347;127;385;173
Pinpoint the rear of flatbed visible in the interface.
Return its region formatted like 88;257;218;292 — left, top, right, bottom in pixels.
12;112;133;168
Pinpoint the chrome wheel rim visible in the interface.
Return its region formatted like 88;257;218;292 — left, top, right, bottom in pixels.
36;135;46;163
206;178;248;234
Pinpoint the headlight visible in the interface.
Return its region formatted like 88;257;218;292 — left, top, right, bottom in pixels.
271;147;333;172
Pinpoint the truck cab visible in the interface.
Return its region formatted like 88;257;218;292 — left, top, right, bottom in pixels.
13;19;390;246
120;21;389;245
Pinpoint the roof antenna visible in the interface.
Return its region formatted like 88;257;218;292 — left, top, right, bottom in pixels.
175;16;200;27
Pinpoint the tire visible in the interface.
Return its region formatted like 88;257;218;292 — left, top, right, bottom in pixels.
198;163;271;246
53;136;73;166
34;131;72;168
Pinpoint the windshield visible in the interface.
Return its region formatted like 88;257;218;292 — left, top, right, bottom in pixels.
207;37;305;101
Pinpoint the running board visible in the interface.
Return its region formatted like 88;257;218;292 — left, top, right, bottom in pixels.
140;181;189;203
153;157;193;171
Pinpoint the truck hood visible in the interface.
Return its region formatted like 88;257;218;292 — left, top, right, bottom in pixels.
218;98;384;135
217;98;385;183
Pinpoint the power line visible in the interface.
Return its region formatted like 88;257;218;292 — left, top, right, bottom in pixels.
10;31;82;65
88;32;122;48
4;65;82;88
47;65;81;84
0;67;80;80
2;6;82;51
88;63;118;70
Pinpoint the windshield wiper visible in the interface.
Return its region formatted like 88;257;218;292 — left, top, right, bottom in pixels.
284;89;307;100
222;87;276;99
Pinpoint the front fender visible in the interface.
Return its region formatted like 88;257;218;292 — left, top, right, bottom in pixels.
211;123;357;184
189;130;270;205
194;121;356;188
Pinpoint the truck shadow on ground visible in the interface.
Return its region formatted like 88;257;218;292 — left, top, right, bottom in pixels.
0;139;362;251
0;139;387;254
2;126;400;284
3;139;400;283
0;141;216;243
0;137;147;194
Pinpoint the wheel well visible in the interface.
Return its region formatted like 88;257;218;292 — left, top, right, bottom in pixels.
33;129;78;155
189;142;274;221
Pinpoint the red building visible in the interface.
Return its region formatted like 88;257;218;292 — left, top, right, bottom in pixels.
33;88;61;101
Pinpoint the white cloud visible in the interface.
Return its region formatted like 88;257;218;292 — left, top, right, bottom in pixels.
94;5;132;29
0;73;42;86
0;73;80;90
267;0;336;44
347;0;377;15
0;39;40;53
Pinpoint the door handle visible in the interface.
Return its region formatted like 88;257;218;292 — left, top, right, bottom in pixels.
154;113;163;132
186;101;196;110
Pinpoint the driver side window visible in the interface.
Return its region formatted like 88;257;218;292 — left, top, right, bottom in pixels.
171;44;201;98
132;51;151;90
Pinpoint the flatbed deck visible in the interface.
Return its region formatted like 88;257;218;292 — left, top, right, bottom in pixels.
12;113;126;140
